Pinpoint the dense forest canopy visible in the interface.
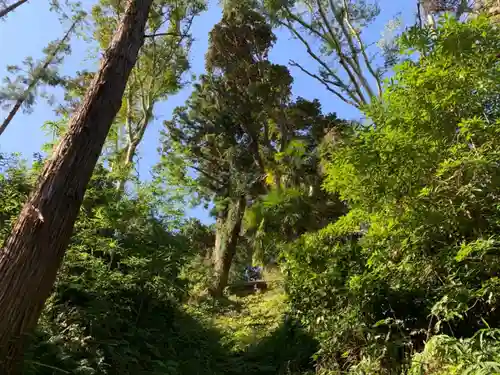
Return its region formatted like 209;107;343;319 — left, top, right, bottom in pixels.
0;0;499;374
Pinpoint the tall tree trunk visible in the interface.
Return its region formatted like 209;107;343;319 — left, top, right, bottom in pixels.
211;196;246;297
116;139;138;193
0;1;152;372
0;0;28;19
213;208;225;260
116;111;151;194
0;18;79;137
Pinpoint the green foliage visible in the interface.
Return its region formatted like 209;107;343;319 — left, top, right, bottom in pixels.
184;279;318;375
87;0;206;189
407;329;500;375
213;284;288;350
160;3;315;295
19;165;196;374
0;154;312;375
0;155;225;374
283;15;500;374
244;98;347;266
160;3;293;204
0;153;33;239
180;254;215;298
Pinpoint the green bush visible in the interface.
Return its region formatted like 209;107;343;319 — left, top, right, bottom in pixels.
283;16;500;374
407;329;500;375
16;165;214;374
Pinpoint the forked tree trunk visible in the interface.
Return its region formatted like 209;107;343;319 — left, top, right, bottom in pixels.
115;111;151;194
0;0;28;19
0;0;152;372
211;196;246;297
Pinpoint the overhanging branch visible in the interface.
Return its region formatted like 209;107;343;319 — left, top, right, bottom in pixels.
290;60;360;108
144;32;190;38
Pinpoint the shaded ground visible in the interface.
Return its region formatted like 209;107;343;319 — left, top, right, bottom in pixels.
182;276;317;375
25;274;316;375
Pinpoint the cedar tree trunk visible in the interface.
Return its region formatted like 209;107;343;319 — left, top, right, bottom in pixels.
211;196;246;297
0;0;152;372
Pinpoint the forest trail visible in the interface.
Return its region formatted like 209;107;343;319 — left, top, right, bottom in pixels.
178;270;317;375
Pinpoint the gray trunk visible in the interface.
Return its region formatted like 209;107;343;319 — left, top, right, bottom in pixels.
211;196;246;297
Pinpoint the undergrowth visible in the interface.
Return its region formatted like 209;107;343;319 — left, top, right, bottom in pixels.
24;265;317;375
182;270;318;375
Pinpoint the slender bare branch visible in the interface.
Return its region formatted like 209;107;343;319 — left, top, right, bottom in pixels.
290;60;360;107
279;15;363;106
341;0;382;97
286;2;367;105
315;0;370;102
328;0;364;76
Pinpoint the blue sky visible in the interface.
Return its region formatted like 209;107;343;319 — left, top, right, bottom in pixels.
0;0;415;224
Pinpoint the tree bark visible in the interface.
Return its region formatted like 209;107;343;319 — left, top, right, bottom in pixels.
0;0;152;372
116;110;151;194
116;139;138;193
0;0;28;19
211;196;246;297
0;18;79;137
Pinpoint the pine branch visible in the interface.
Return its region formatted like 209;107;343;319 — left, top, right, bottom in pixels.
0;17;79;136
0;0;28;19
